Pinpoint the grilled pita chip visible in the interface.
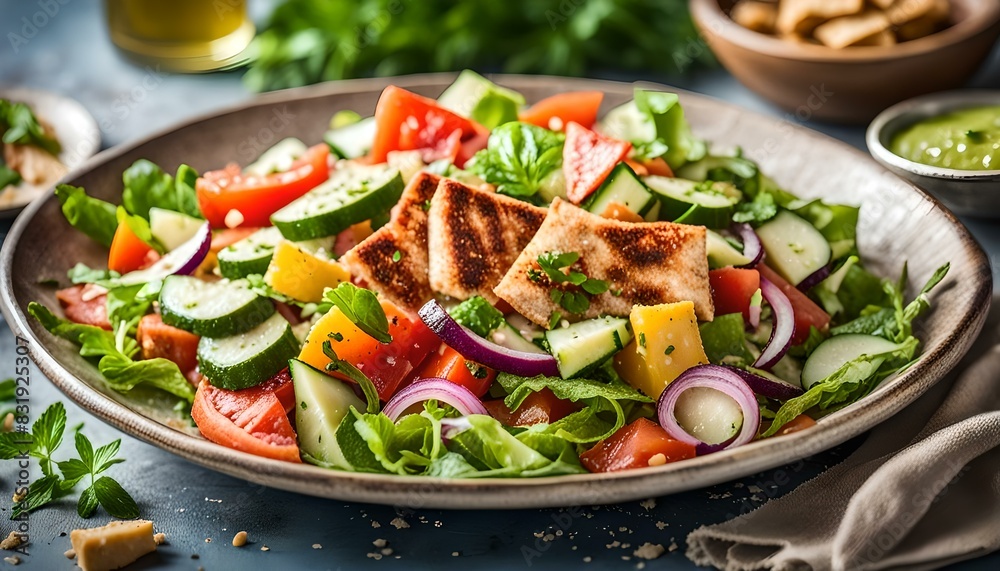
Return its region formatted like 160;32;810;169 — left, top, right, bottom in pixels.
814;9;891;48
340;171;441;310
427;178;547;303
776;0;864;35
495;198;714;327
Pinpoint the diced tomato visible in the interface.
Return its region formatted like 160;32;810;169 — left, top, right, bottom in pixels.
108;221;155;274
298;299;439;402
370;86;487;167
191;376;300;463
210;227;260;253
758;264;831;345
774;414;817;436
136;314;200;374
641;157;674;177
563;122;632;204
580;418;696;473
483;388;580;427
196;144;330;229
710;267;761;323
412;345;496;398
56;285;111;330
519;91;604;131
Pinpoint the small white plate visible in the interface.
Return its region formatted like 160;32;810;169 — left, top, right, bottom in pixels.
0;87;100;218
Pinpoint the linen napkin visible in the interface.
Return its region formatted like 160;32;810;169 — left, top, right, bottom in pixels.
687;296;1000;571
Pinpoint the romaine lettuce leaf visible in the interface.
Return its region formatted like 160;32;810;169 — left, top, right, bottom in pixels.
632;89;706;169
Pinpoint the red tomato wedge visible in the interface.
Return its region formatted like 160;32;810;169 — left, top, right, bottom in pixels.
195;144;330;229
108;220;155;274
412;345;496;398
483;388;579;427
370;86;487;167
580;418;696;473
191;374;300;463
136;314;200;375
758;264;831;345
563;121;632;204
519;91;604;131
298;299;439;402
710;267;761;323
56;285;111;330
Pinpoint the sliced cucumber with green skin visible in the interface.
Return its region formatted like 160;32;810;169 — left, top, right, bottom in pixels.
245;138;307;176
491;321;547;355
324;117;376;160
545;316;633;379
149;207;203;252
675;155;758;184
707;229;752;268
437;70;524;129
198;313;300;390
801;334;901;389
643;176;741;228
290;358;364;469
583;163;655;218
217;227;284;279
160;276;274;337
755;210;831;286
271;165;404;241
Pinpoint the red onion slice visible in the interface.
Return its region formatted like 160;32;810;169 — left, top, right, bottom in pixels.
418;300;560;378
118;221;212;286
656;364;761;455
382;378;488;421
731;223;764;268
796;264;832;291
753;276;794;370
728;366;803;401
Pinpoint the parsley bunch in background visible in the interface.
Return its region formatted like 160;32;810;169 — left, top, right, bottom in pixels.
0;400;139;520
244;0;712;92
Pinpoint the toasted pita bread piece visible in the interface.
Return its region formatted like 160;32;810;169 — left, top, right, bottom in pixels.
813;9;891;48
776;0;864;35
494;198;714;327
340;171;441;310
427;178;547;304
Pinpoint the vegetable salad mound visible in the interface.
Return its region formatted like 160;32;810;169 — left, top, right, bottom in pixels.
33;71;947;477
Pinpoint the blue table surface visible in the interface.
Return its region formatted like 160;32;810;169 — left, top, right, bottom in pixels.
1;1;999;570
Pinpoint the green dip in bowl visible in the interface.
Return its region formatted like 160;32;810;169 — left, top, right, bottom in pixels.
889;105;1000;171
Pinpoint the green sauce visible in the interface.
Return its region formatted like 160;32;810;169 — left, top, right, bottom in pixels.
889;105;1000;171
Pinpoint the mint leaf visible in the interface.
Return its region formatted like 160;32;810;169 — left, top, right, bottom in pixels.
467;122;564;198
31;402;66;476
322;282;392;343
93;439;123;474
74;431;94;471
11;474;62;519
57;458;90;488
92;476;139;519
77;485;99;518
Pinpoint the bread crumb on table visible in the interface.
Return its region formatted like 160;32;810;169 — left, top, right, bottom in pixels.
232;531;248;547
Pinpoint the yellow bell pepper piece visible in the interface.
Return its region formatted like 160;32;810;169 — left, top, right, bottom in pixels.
264;240;350;303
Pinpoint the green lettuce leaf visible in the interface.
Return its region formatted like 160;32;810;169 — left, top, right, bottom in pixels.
467;122;564;197
121;160;202;220
446;415;584;477
699;313;754;366
632;89;706;169
54;185;119;248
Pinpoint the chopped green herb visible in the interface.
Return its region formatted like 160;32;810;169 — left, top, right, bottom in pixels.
665;345;675;355
323;340;380;414
548;311;563;330
391;250;402;263
639;332;647;348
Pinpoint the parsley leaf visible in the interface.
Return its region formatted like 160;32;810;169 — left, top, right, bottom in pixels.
321;282;392;343
732;192;777;224
449;296;505;339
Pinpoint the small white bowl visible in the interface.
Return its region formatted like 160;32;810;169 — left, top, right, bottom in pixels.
867;90;1000;218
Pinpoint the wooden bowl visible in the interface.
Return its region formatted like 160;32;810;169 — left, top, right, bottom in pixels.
690;0;1000;124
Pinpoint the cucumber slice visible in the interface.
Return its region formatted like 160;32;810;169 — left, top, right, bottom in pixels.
643;176;741;228
801;334;900;389
198;313;299;390
597;100;655;143
290;358;364;469
675;155;758;184
149;207;203;252
545;316;633;379
271;165;404;241
674;386;743;445
583;163;655;218
437;70;524;129
491;321;547;355
217;227;284;279
324;117;376;160
159;276;274;338
245;138;307;176
707;229;752;268
755;210;832;286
